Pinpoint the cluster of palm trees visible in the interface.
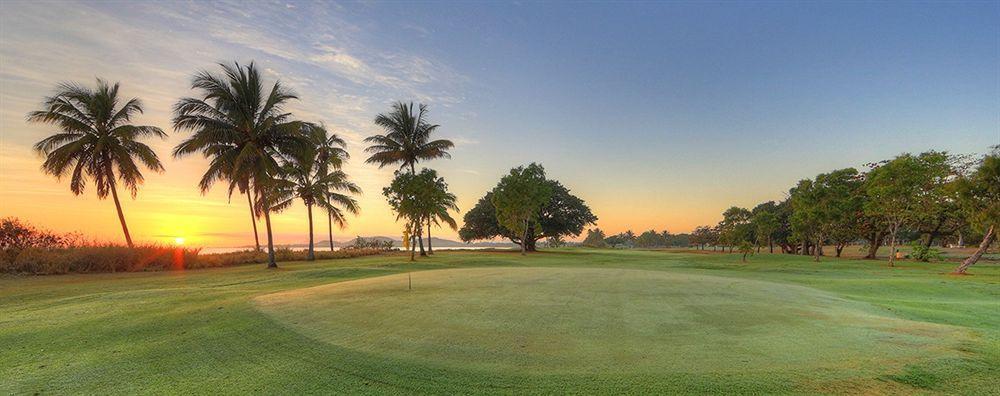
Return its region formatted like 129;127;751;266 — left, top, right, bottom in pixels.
27;61;457;268
365;102;457;258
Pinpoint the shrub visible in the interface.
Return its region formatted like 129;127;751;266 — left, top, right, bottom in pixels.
0;218;386;275
908;242;942;262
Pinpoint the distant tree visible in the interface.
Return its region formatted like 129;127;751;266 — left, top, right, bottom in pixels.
545;235;566;248
790;168;862;261
719;207;753;252
635;230;663;248
460;174;597;251
751;201;780;253
864;152;952;266
29;79;166;248
738;240;754;263
691;226;714;250
581;228;608;248
491;163;553;255
953;149;999;274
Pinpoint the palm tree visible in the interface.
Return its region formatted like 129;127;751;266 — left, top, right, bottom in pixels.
311;124;353;251
425;173;458;254
365;102;453;254
172;62;307;268
28;79;166;247
271;127;360;261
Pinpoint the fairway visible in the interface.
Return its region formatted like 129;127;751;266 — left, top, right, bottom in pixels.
2;250;998;394
257;267;966;375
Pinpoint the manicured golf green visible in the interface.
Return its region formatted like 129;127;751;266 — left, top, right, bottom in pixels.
2;249;998;394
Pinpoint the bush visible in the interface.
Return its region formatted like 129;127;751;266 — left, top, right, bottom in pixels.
0;218;386;275
908;242;942;262
343;236;395;250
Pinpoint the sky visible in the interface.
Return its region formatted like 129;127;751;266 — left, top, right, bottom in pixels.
1;1;998;247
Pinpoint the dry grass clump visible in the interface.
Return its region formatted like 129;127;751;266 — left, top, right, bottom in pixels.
0;218;385;275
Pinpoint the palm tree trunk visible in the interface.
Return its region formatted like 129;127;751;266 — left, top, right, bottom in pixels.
106;168;134;248
427;219;433;254
260;189;277;268
306;203;315;261
954;225;994;274
247;192;260;252
328;210;335;251
409;222;416;261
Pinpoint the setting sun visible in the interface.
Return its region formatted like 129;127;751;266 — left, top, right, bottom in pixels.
174;237;185;246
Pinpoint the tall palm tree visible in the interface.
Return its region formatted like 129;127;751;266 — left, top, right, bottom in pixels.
365;102;453;254
271;129;360;261
28;79;166;247
365;102;453;173
311;124;353;251
172;62;307;268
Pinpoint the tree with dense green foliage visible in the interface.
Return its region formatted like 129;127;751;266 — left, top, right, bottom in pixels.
365;102;453;254
383;168;456;259
790;168;862;261
864;152;953;266
460;175;597;251
738;240;754;262
718;207;752;252
953;149;999;274
173;62;307;268
581;228;608;248
270;126;360;261
751;201;780;253
490;164;553;255
29;79;166;248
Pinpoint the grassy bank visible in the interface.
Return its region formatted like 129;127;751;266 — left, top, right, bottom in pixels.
1;249;997;394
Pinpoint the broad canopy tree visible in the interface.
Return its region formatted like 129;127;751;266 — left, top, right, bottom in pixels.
460;163;597;252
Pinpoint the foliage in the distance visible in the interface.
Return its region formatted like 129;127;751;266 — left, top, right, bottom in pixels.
581;228;608;248
344;237;394;251
460;165;597;252
545;235;566;248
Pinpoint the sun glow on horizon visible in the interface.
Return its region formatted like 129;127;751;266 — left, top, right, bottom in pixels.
174;237;185;246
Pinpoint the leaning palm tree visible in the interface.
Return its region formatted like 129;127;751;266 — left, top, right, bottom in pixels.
271;134;360;261
365;102;453;253
310;124;354;251
28;79;166;247
172;62;307;268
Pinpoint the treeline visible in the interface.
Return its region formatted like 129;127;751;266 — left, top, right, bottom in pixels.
688;148;998;273
580;229;692;248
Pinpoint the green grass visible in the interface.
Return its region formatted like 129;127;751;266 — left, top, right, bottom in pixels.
2;249;998;394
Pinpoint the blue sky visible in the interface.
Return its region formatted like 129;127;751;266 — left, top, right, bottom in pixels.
1;1;998;244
